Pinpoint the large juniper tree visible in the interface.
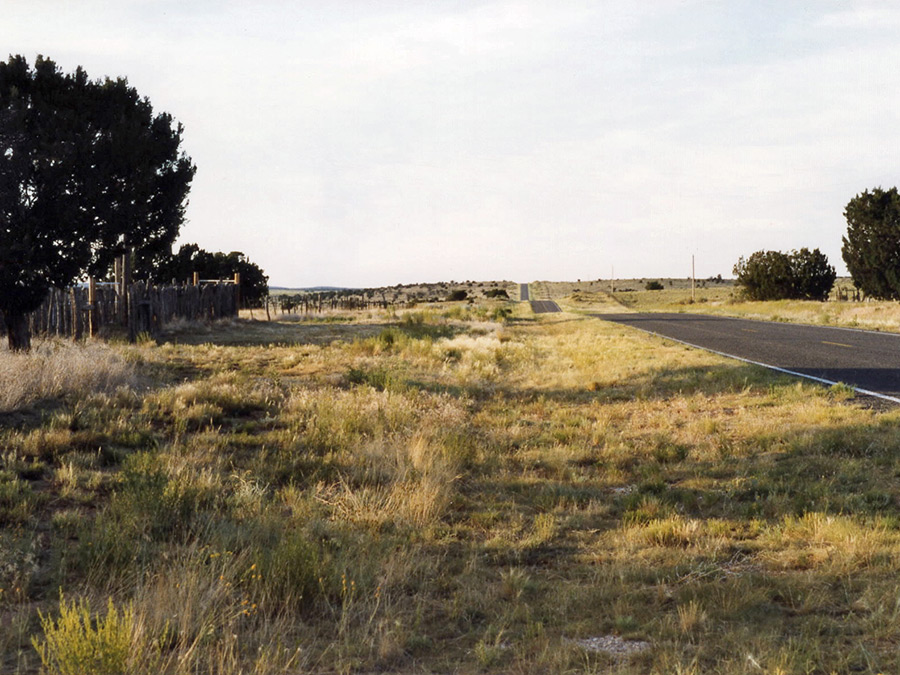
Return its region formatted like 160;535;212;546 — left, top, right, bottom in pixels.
734;248;835;301
789;247;836;301
841;187;900;300
733;250;795;301
0;55;195;350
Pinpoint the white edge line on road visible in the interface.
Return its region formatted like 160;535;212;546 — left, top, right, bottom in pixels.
662;311;900;339
620;325;900;405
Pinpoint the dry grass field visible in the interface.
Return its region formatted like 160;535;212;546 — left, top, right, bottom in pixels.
3;289;900;673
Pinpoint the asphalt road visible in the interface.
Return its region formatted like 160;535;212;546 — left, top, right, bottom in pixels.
531;300;561;313
596;312;900;401
520;283;529;301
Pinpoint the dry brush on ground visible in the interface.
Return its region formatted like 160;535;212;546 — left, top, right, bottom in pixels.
2;296;900;673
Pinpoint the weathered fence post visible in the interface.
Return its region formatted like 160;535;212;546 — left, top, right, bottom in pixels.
124;250;132;312
88;277;97;338
71;287;82;341
115;252;132;327
114;257;123;324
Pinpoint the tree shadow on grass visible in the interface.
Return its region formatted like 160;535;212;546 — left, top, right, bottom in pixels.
460;406;900;530
0;399;65;432
411;355;900;532
157;319;393;347
406;360;828;406
157;319;467;348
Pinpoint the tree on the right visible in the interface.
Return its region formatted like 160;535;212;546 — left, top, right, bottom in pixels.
842;187;900;300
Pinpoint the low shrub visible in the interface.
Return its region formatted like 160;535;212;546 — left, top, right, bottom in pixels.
32;595;161;675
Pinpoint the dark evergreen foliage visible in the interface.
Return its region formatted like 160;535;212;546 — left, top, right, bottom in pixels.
0;55;195;349
734;251;794;301
150;243;269;307
841;187;900;299
734;248;835;301
790;248;837;301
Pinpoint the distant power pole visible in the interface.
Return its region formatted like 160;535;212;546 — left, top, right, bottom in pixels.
691;255;695;302
610;266;614;294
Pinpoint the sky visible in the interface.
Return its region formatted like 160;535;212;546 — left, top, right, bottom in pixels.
4;1;900;287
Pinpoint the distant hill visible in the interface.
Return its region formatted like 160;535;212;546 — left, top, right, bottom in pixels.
269;286;353;293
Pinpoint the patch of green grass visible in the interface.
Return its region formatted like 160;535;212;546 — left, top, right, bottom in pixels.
346;366;400;392
0;474;42;525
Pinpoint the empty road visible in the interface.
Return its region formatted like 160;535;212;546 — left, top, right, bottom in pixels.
531;300;562;313
597;312;900;401
520;283;561;313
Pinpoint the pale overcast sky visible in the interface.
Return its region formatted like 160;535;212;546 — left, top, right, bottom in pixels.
5;1;899;286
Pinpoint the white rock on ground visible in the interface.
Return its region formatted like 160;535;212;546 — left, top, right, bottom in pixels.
567;635;651;659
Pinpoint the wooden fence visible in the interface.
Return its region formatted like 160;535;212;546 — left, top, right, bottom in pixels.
23;281;238;341
128;281;238;337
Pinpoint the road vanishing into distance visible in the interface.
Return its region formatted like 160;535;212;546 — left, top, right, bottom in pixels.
597;312;900;402
520;282;561;313
520;282;562;313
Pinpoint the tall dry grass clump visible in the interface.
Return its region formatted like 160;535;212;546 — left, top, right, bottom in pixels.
0;339;135;412
315;434;461;530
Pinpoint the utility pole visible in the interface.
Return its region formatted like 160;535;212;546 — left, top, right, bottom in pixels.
610;266;614;294
691;255;696;303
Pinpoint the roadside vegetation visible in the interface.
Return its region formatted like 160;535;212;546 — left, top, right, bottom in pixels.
733;248;835;302
4;294;900;673
558;279;900;333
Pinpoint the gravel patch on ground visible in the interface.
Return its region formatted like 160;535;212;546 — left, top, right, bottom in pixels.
567;635;652;659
